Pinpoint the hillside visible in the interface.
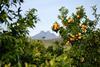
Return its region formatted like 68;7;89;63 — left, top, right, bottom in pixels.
32;31;59;40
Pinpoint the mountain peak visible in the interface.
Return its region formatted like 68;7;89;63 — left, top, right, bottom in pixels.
32;31;58;40
41;31;45;33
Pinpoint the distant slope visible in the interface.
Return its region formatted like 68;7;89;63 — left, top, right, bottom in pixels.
32;31;59;40
42;38;62;47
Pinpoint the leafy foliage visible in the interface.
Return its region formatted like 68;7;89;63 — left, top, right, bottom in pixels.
0;0;39;66
0;0;100;67
52;6;100;67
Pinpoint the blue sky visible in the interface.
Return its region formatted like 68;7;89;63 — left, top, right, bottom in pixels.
21;0;100;36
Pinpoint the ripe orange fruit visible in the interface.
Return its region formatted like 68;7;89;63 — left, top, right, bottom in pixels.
82;29;87;33
81;25;87;29
68;17;74;23
77;15;81;19
68;19;71;23
80;57;84;63
75;34;78;37
79;23;81;27
69;34;75;38
75;33;82;40
81;24;87;33
52;22;60;32
70;18;74;22
78;36;81;39
78;33;81;36
69;38;75;41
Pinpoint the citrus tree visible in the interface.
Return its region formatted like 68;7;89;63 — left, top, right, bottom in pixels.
52;6;100;67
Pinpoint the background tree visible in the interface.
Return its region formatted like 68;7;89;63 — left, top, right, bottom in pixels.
0;0;39;66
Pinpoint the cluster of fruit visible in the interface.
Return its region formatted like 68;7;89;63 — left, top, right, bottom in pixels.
52;22;60;32
62;14;82;27
52;17;75;32
67;17;74;23
80;24;87;33
69;33;82;41
62;17;74;26
76;10;88;33
52;7;88;43
66;33;82;44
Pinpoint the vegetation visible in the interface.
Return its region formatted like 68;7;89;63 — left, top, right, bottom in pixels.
52;6;100;67
0;0;100;67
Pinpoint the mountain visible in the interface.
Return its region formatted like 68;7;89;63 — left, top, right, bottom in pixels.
32;31;59;40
